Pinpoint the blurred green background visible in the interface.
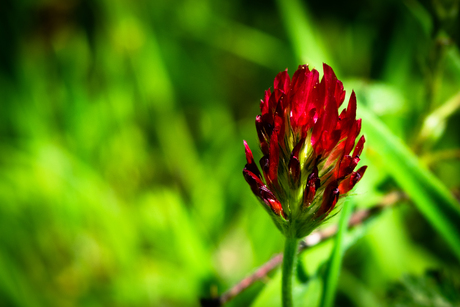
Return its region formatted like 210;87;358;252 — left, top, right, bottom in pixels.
1;0;460;306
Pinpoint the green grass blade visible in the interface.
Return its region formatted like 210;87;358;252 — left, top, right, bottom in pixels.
359;106;460;260
320;201;355;307
275;0;333;70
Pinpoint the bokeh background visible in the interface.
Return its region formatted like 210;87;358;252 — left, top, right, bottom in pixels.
1;0;460;306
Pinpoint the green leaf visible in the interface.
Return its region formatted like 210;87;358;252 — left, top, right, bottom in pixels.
358;105;460;260
320;201;355;307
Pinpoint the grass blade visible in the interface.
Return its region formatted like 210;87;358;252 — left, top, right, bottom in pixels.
320;201;355;307
359;105;460;260
275;0;332;70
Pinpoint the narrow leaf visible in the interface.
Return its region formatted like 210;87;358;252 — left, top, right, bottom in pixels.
320;200;355;307
359;106;460;260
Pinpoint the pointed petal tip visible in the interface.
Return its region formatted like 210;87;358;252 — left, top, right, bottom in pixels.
357;165;367;176
351;165;367;186
317;181;339;217
243;168;264;195
243;140;252;162
353;135;366;158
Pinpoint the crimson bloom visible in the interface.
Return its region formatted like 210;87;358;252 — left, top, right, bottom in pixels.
243;64;367;238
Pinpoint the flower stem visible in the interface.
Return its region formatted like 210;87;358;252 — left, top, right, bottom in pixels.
282;236;299;307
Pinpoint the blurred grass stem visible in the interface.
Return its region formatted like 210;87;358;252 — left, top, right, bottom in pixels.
202;191;403;306
282;237;299;307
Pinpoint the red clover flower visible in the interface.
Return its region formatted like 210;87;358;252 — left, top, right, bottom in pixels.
243;64;367;238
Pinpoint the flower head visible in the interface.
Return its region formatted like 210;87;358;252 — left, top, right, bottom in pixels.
243;64;367;238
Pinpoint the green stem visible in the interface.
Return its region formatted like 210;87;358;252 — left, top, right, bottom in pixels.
282;237;299;307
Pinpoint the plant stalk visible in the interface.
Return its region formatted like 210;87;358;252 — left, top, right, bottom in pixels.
282;236;299;307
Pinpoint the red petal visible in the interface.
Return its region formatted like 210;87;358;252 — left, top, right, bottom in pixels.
259;186;287;219
322;92;339;136
290;64;310;92
335;80;346;108
301;108;317;139
288;139;304;188
343;119;362;156
290;69;319;130
288;157;300;188
323;129;341;154
303;166;320;208
317;181;339;217
244;140;255;164
338;154;360;179
255;115;271;155
260;89;271;116
311;114;324;150
346;91;357;121
322;64;339;110
352;135;365;158
352;166;367;186
338;165;367;194
243;168;265;195
274;69;290;94
259;155;271;186
244;140;263;180
268;131;279;185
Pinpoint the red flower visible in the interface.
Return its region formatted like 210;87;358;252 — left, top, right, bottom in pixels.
243;64;367;237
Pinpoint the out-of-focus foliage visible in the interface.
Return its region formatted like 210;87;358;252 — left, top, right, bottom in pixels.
386;269;460;306
0;0;459;306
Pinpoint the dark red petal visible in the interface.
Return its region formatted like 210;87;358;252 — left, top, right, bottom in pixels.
260;89;271;116
335;80;346;108
343;118;362;156
244;140;263;180
352;135;365;158
290;69;319;130
315;75;326;117
303;69;321;114
338;91;357;139
311;114;324;150
259;154;269;173
290;64;310;92
244;140;255;164
288;157;300;188
323;129;341;154
243;168;265;196
274;69;291;94
317;181;339;217
303;166;321;208
255;116;270;155
274;99;286;141
288;139;304;188
322;92;339;137
338;165;367;194
322;64;340;112
338;154;360;179
301;108;318;139
351;166;367;186
268;131;280;184
323;64;338;92
259;186;287;219
346;91;357;121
